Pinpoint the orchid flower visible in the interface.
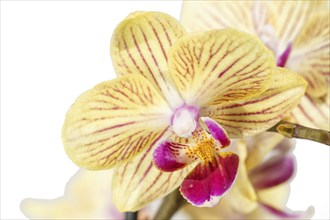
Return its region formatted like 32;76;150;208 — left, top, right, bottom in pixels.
181;0;330;130
62;12;307;211
20;169;152;220
183;138;314;219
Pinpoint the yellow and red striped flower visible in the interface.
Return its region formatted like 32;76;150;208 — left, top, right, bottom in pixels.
181;0;330;130
62;12;306;211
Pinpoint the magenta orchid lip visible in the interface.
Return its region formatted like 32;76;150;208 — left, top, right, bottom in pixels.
154;115;238;207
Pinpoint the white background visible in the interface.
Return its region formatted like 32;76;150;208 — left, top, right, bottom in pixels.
1;1;329;219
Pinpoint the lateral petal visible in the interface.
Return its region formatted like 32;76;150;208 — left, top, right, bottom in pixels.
168;29;275;107
290;95;330;130
180;152;239;207
153;140;190;172
111;12;186;107
202;67;307;137
287;12;330;98
265;1;328;55
112;143;195;212
62;74;172;170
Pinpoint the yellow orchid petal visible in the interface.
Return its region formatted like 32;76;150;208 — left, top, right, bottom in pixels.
111;12;186;107
287;12;330;98
181;1;255;34
180;1;283;59
181;1;328;62
245;133;284;170
182;204;228;220
168;29;275;107
289;95;330;130
21;198;83;219
21;169;116;219
265;0;328;54
112;143;196;212
202;67;307;137
62;74;172;170
223;141;258;214
248;204;314;220
257;183;290;210
302;72;328;98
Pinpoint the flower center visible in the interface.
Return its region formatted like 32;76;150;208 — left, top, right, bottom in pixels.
171;104;199;138
186;128;217;163
193;138;215;163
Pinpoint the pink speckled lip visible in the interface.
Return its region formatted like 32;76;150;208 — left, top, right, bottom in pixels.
153;116;237;207
180;152;239;207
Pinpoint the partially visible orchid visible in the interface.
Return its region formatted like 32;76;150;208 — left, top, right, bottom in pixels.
20;169;153;220
181;0;330;130
21;169;125;219
62;12;307;211
183;138;314;219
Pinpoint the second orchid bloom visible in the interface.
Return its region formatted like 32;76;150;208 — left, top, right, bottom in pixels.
62;12;306;211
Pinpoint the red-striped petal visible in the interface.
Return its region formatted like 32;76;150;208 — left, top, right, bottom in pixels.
264;1;327;55
288;12;330;98
181;1;327;55
62;74;172;170
290;95;330;130
202;67;307;137
111;12;186;108
168;29;275;107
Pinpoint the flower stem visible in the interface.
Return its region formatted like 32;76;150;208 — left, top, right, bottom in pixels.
268;120;330;146
125;211;138;220
154;189;186;220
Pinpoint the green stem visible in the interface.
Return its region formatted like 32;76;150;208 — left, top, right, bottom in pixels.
268;120;330;146
154;189;186;220
125;211;138;220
